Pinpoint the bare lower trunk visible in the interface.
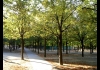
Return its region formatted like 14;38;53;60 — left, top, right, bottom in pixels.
63;43;64;52
81;40;84;57
44;38;46;57
40;42;42;51
92;45;94;53
35;41;36;52
66;41;68;54
90;42;93;54
37;38;39;54
59;33;63;65
57;36;59;55
21;35;24;60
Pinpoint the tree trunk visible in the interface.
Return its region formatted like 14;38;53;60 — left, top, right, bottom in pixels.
91;43;94;53
37;38;39;54
57;36;59;55
15;41;17;50
78;45;79;51
50;46;52;51
52;43;53;51
21;35;24;60
69;46;70;53
59;32;63;65
40;42;42;51
33;41;35;51
90;42;93;54
8;42;10;49
66;41;68;54
9;43;12;52
35;41;36;52
3;43;4;48
81;40;84;57
44;38;46;57
63;43;64;52
92;45;94;53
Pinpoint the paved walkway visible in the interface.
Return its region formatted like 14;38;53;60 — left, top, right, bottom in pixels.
24;48;55;70
3;47;57;70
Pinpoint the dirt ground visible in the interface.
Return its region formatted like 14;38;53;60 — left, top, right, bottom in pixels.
34;50;97;70
3;47;97;70
3;60;29;70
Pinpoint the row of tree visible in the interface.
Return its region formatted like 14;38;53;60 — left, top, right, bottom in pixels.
3;0;97;65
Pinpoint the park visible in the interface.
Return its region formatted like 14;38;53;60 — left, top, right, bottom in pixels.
3;0;97;70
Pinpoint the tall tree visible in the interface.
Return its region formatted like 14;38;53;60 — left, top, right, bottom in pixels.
3;0;32;60
39;0;81;65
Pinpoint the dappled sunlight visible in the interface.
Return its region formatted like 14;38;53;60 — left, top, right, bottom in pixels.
3;52;32;70
24;48;54;70
3;0;97;70
48;62;97;70
7;56;21;60
4;56;28;65
28;58;52;65
37;50;97;70
29;59;53;70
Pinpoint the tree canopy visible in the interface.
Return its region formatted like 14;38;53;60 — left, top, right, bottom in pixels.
3;0;97;65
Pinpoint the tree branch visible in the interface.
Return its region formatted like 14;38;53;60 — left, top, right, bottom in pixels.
44;26;58;37
63;6;77;22
55;13;61;31
61;13;64;27
62;24;70;32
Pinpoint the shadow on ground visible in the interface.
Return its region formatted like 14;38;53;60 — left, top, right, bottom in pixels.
33;50;97;70
3;48;21;53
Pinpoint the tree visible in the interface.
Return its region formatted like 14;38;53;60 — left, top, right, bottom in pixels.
41;0;82;65
3;0;32;60
69;1;97;57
